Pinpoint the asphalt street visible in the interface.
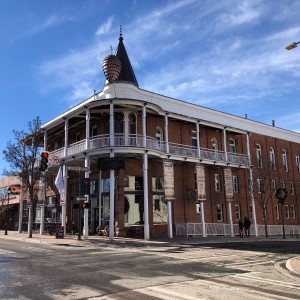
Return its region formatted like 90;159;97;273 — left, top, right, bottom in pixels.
0;231;300;299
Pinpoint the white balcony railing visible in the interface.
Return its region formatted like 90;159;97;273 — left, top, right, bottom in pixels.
48;133;250;166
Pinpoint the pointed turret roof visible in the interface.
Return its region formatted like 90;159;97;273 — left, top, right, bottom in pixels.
115;30;139;87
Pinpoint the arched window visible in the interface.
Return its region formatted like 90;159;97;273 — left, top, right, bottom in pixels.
114;112;124;145
211;137;218;151
229;138;236;153
129;113;137;145
256;144;263;168
271;180;276;194
282;149;288;172
296;153;300;173
270;147;276;170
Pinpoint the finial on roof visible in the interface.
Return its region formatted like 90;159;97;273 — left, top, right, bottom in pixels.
119;25;123;41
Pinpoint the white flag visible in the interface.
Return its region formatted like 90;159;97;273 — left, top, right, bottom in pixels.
55;166;65;203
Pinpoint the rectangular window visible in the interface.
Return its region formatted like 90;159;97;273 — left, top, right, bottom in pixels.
152;177;164;192
272;180;276;194
285;205;290;219
291;205;295;219
153;195;167;224
275;205;279;219
124;176;144;191
124;194;144;226
233;176;238;193
216;204;223;221
215;174;221;192
191;130;198;148
235;204;241;221
290;182;294;195
257;178;263;193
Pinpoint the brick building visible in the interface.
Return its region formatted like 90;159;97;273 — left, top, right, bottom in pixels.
37;33;300;239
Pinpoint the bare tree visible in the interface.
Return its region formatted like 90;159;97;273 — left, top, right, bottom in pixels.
2;117;43;238
251;166;287;238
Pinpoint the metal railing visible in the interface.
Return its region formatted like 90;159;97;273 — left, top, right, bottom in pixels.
176;222;300;237
48;134;250;166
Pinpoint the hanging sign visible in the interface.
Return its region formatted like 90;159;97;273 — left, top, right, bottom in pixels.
224;168;234;201
196;164;206;201
163;161;175;200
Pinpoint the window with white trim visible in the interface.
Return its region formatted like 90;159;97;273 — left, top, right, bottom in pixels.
291;205;295;219
275;205;279;219
229;138;236;153
290;182;294;195
281;181;285;188
233;175;238;193
196;203;201;214
235;204;241;221
191;130;198;148
271;180;276;194
282;149;288;172
256;144;263;168
216;204;223;221
270;147;276;170
285;205;290;219
214;174;221;192
211;137;218;151
250;205;253;220
296;153;300;173
75;132;81;142
257;178;263;194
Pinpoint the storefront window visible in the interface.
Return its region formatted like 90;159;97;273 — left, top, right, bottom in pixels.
124;194;144;226
153;195;167;224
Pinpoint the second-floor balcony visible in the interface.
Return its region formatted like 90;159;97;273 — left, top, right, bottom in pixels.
49;134;249;167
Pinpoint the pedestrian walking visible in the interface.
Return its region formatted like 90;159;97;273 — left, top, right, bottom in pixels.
244;217;251;237
238;220;244;237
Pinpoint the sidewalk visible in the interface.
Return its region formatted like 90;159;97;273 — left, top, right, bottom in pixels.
1;230;300;276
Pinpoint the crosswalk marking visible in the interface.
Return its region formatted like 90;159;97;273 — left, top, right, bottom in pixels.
0;249;15;255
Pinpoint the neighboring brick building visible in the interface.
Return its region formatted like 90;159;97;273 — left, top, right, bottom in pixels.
36;32;300;239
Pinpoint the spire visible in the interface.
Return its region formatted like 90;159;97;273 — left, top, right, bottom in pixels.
115;26;139;87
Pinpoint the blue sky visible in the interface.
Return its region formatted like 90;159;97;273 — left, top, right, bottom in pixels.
1;0;300;173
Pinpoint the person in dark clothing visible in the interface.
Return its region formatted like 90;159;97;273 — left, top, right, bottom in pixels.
238;220;244;237
244;217;251;237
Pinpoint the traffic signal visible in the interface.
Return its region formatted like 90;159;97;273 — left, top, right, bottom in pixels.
39;151;49;171
81;202;89;209
81;178;90;195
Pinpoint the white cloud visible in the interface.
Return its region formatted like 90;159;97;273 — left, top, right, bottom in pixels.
95;17;114;36
11;14;75;42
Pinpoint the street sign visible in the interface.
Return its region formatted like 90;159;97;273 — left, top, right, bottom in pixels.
67;166;90;172
50;156;61;165
76;196;87;202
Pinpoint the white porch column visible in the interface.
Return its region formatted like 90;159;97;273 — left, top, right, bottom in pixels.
64;119;68;157
109;155;115;241
246;133;258;237
200;201;206;237
98;170;102;227
110;101;114;147
142;104;147;148
85;107;90;150
223;127;228;161
196;122;201;158
83;156;90;240
61;164;68;236
167;200;173;238
227;201;234;237
143;152;150;240
164;114;169;153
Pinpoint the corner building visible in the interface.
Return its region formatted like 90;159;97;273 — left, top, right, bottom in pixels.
42;33;300;239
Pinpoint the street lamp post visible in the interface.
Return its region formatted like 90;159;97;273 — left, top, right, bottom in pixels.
285;41;300;50
4;187;12;235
